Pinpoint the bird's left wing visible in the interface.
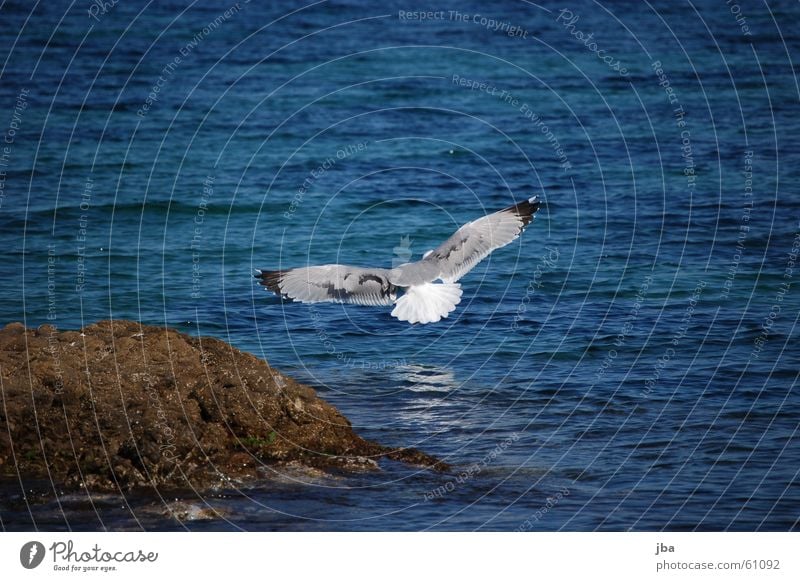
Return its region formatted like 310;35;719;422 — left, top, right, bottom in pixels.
423;196;541;283
256;264;397;306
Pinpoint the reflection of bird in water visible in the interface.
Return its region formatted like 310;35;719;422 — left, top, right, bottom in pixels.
257;197;541;324
386;364;469;431
391;363;459;393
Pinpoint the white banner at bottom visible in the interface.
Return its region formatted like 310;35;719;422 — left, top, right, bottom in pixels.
0;532;796;580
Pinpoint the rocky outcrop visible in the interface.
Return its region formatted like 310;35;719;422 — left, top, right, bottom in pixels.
0;320;444;492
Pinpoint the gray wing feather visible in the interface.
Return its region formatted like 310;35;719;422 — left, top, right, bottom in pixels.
422;197;541;283
257;264;397;306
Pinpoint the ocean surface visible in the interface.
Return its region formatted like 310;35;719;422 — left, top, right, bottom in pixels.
1;0;798;531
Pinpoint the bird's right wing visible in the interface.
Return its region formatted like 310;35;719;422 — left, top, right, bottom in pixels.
423;196;541;283
256;264;397;306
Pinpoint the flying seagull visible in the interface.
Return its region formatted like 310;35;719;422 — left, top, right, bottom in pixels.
256;196;541;324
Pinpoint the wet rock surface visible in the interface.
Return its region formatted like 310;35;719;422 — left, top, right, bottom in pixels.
0;320;445;492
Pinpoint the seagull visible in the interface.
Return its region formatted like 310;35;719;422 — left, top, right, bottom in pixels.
256;196;541;324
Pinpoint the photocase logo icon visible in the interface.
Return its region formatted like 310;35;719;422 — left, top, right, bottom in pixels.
392;235;413;267
20;541;45;569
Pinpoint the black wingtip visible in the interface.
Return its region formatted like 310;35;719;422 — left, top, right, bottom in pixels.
256;269;285;294
508;195;541;228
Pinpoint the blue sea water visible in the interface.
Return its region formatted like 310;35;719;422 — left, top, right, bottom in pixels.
0;0;798;531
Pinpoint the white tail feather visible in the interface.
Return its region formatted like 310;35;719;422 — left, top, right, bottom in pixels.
391;282;462;324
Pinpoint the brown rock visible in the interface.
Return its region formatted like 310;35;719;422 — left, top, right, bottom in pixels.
0;320;446;492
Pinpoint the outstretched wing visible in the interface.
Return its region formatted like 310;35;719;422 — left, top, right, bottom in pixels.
422;196;541;283
256;264;397;306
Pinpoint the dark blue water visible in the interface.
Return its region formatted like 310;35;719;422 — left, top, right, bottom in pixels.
1;0;798;530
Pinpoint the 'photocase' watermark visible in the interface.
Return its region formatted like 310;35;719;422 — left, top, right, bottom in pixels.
306;304;404;370
511;246;560;330
555;9;628;76
423;433;519;501
87;0;120;22
139;370;179;464
594;275;652;384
